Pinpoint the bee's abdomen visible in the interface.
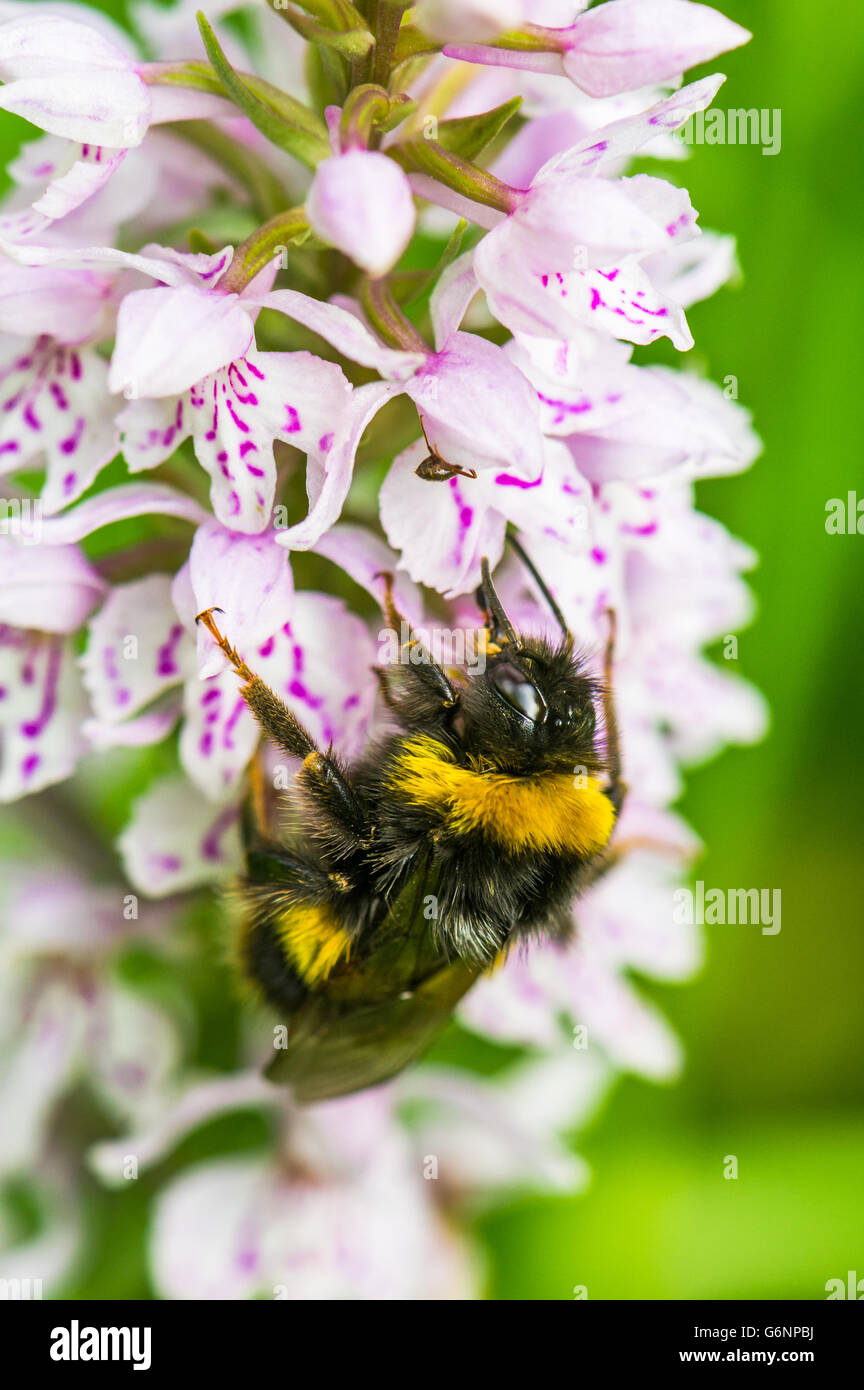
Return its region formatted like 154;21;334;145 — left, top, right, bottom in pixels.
240;914;309;1016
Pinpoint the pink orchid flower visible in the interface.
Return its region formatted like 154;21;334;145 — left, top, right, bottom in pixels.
258;253;546;548
445;0;750;99
471;77;727;346
0;12;231;233
307;108;416;277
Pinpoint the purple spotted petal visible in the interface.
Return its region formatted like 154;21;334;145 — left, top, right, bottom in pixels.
542;75;726;178
80;573;192;723
380;436;591;597
277;379;402;550
187;348;353;536
180;589;376;800
118;772;243;896
0;627;87;801
405;330;544;480
380;439;508;597
188;520;295;680
0;336;120;511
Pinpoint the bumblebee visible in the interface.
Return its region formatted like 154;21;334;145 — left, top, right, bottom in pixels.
197;541;626;1102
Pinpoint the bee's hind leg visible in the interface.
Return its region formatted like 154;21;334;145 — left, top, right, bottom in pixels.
601;608;628;816
196;608;369;861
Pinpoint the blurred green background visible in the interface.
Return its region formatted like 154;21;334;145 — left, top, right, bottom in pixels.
480;0;864;1299
2;0;862;1300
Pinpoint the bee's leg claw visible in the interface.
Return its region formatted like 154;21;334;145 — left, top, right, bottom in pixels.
195;607;255;683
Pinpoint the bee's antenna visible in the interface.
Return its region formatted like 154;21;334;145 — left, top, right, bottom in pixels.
506;532;573;647
479;557;521;650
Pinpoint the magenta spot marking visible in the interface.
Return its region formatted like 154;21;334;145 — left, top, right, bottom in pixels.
258;637;274;658
318;432;334;453
228;490;241;516
115;688;131;706
246;464;265;477
590;287;604;311
239;440;257;458
537;389;591;424
154;854;181;873
70;353;82;381
226;399;249;433
289;679;323;711
292;645;304;674
201;805;238;861
60;417;86;455
49;381;69;410
198;253;228;282
156;623;184;678
634;303;668;319
20;640;62;738
202;688;220;705
591;547;607;565
21;753;40;780
495;471;542;490
223;696;246;749
23;402;41;432
0;441;20;455
199;731;214;756
284;405;301;434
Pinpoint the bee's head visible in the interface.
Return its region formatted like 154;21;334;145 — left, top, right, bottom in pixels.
459;638;604;775
455;554;606;776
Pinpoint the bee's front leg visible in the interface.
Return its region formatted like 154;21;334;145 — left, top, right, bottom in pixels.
196;608;368;860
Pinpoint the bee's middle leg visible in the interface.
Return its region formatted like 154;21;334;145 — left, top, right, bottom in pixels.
374;572;460;724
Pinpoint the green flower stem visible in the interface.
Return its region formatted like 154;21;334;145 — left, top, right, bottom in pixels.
391;138;517;215
361;276;430;352
271;4;375;59
340;83;392;149
221;208;311;293
371;2;409;87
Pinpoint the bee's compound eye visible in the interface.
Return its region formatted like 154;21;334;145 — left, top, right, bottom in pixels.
491;664;546;723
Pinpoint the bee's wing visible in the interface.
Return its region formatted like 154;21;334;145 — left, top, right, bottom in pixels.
264;858;483;1102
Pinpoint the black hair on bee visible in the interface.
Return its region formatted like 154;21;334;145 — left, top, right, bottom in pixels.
197;538;626;1102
